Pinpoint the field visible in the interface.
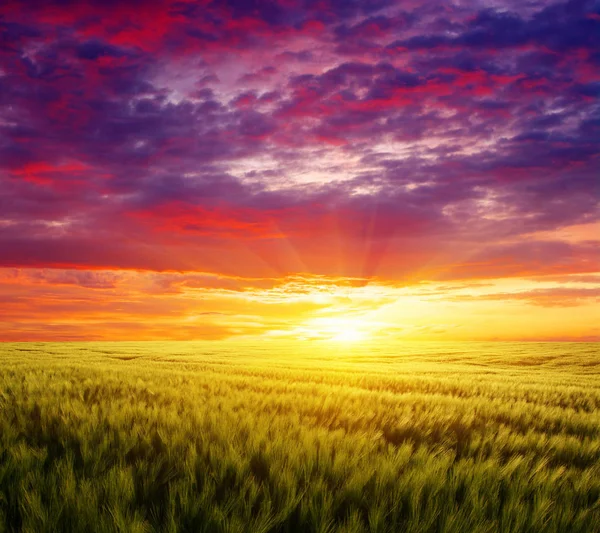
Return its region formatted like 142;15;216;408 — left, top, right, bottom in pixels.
0;341;599;533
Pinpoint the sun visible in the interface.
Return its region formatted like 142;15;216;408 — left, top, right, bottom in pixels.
298;316;370;343
288;315;375;343
330;329;366;343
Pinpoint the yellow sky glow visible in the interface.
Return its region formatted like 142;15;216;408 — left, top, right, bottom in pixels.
0;267;598;342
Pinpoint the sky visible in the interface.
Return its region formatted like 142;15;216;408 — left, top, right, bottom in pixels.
0;0;598;342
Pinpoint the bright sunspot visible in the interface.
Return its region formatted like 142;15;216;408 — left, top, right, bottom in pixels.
298;316;371;343
330;329;366;343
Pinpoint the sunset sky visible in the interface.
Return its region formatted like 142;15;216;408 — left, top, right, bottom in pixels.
1;0;598;342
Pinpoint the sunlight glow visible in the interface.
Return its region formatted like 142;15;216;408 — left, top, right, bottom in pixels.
330;329;367;343
304;316;371;343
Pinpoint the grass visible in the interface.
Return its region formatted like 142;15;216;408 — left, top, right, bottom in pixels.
0;341;599;532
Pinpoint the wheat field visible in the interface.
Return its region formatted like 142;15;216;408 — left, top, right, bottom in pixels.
0;341;598;533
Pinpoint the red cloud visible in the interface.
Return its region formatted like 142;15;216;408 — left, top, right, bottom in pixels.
11;161;92;191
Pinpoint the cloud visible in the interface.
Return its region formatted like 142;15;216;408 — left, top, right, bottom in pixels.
451;287;600;307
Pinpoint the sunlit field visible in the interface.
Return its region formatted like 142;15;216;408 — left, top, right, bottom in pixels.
1;341;599;533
